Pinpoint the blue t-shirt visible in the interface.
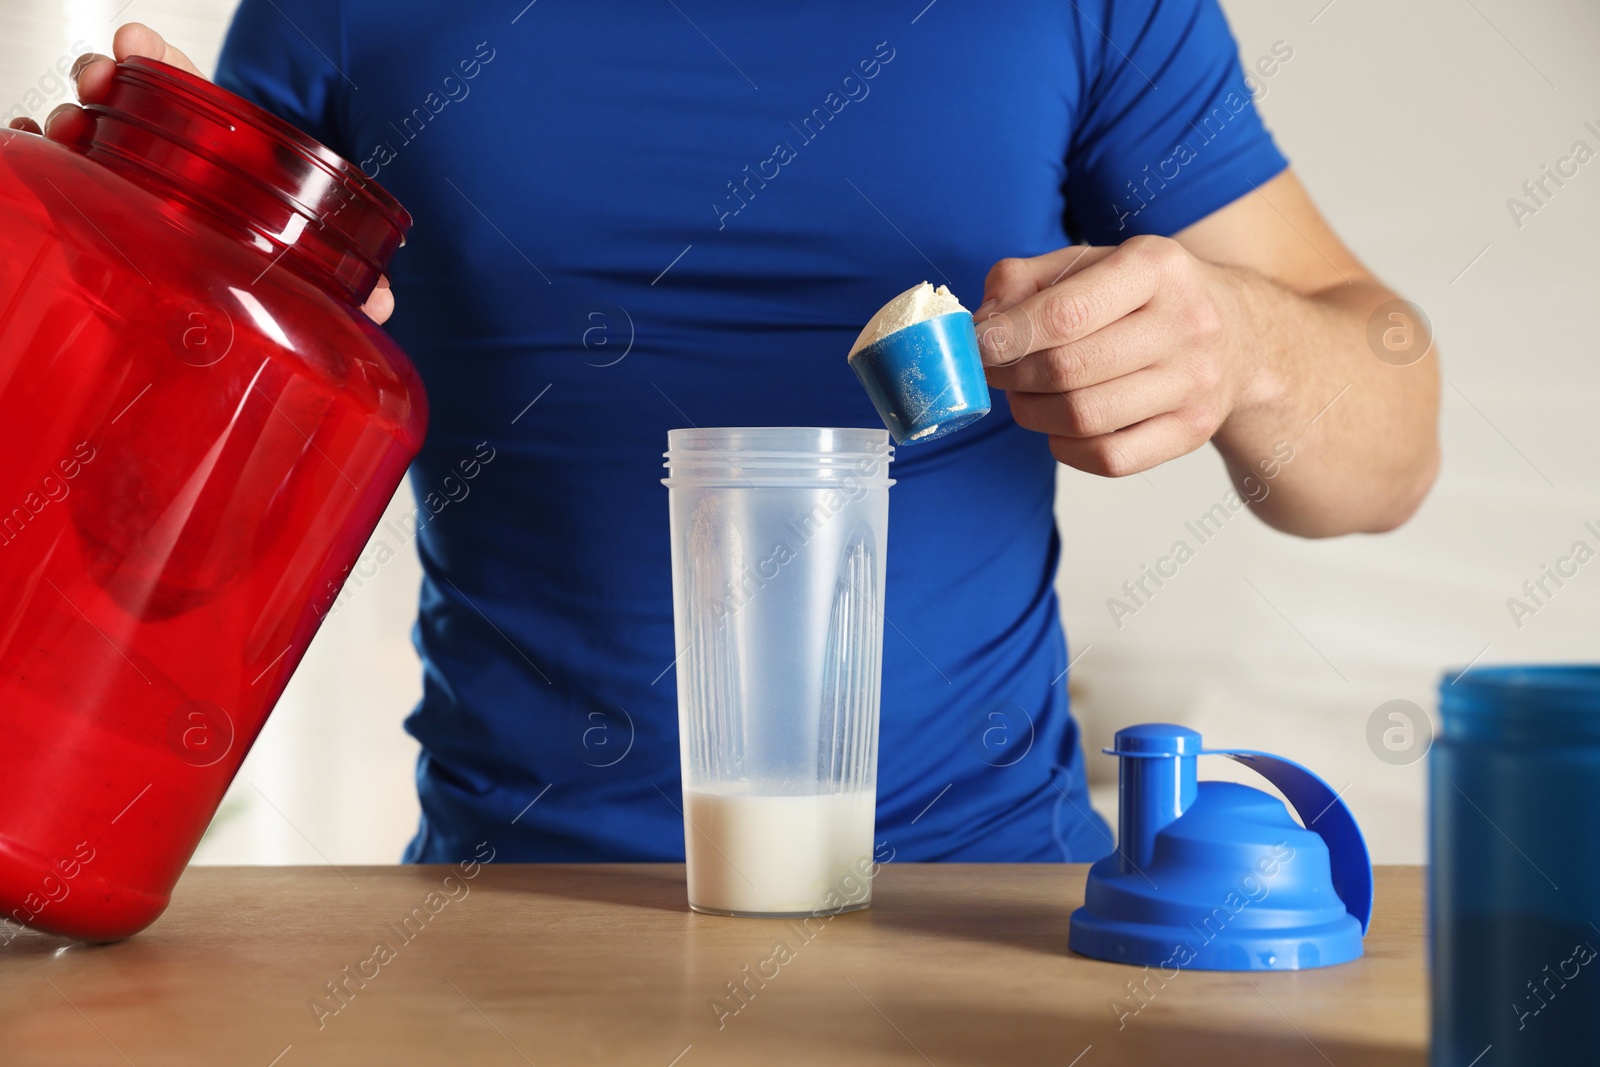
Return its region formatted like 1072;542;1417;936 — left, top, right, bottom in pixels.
216;0;1285;863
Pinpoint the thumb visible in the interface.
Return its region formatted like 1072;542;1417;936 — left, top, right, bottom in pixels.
75;24;205;106
972;245;1116;368
113;23;203;77
973;245;1113;320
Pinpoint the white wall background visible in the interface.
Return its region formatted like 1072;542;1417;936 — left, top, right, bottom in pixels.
1062;0;1600;863
3;0;1596;866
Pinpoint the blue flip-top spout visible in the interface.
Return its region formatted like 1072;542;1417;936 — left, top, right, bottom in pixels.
1110;724;1201;872
1069;723;1372;971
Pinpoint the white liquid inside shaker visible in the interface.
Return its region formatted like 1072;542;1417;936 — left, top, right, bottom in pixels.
684;787;875;915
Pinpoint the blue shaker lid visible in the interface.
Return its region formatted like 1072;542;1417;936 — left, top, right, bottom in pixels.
1068;723;1371;971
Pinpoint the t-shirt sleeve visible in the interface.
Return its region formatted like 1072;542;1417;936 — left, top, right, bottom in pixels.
1063;0;1288;244
213;0;350;158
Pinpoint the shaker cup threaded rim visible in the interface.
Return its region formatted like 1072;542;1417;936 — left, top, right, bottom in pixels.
663;427;895;489
666;426;893;456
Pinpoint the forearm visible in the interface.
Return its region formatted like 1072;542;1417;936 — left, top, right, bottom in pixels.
1212;267;1440;537
979;170;1441;530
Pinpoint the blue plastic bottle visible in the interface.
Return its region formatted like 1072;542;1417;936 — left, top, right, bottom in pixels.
1432;666;1600;1063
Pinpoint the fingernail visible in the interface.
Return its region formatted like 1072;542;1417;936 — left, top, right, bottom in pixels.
975;298;998;319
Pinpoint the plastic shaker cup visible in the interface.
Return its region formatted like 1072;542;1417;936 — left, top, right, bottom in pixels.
662;428;893;916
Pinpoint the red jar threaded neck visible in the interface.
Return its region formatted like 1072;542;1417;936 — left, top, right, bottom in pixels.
82;57;410;306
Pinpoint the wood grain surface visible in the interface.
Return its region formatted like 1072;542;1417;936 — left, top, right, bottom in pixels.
0;864;1426;1066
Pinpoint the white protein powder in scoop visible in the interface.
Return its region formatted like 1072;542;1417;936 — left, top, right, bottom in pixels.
848;281;967;359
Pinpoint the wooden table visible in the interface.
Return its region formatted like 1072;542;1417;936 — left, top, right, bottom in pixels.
0;864;1426;1066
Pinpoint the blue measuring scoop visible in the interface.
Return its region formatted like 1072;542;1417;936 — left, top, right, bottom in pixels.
848;310;991;445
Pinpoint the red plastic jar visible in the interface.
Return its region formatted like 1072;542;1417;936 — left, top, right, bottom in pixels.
0;58;426;940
